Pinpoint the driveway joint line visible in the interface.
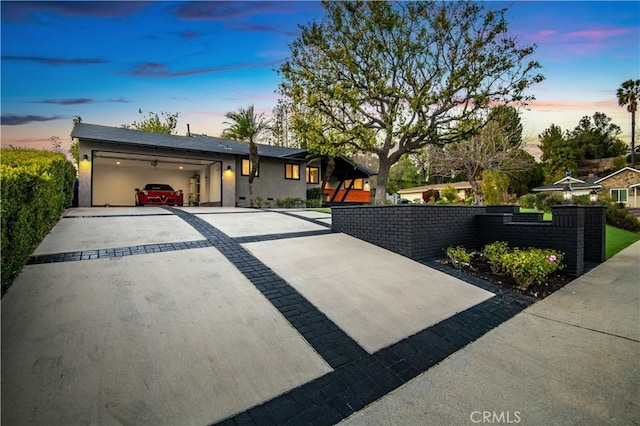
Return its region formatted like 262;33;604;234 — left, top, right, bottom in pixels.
265;209;332;228
26;240;213;264
63;213;172;218
523;312;640;342
234;229;335;244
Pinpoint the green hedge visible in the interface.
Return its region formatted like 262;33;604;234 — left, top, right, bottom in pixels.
1;149;76;294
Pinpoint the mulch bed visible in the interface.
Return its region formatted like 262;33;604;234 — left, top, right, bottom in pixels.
445;255;574;300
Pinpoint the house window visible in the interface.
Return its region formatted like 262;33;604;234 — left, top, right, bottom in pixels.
285;163;300;180
344;178;363;190
306;167;320;184
241;159;258;177
610;188;628;203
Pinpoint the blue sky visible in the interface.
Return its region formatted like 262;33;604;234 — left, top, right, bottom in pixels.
1;1;639;158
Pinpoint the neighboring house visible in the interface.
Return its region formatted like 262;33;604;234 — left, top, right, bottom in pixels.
594;167;640;208
532;175;602;197
71;123;374;207
398;181;475;203
307;156;376;204
532;168;640;208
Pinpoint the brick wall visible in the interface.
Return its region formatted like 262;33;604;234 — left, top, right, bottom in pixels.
332;205;485;260
332;204;606;276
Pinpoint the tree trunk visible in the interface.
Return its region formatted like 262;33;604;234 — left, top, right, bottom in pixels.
631;107;636;168
469;178;483;205
374;157;393;205
322;156;335;191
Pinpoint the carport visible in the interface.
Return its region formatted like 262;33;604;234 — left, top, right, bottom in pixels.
91;151;221;207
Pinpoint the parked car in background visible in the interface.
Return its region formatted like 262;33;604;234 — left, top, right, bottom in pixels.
135;184;183;206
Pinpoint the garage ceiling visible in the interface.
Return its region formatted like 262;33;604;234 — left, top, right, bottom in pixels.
93;151;217;172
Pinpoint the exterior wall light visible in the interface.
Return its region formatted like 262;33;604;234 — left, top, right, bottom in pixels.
589;189;598;204
224;165;234;178
562;184;573;203
82;154;89;162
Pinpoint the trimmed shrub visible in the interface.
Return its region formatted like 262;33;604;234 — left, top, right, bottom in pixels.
1;149;76;294
483;241;509;274
538;194;564;213
306;187;323;201
519;193;536;209
446;246;472;269
441;184;460;203
607;203;640;232
305;198;323;208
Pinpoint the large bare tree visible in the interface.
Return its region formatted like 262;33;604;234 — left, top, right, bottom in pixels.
430;106;530;205
279;1;543;204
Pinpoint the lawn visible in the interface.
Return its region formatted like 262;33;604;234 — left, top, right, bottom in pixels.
606;225;640;259
519;207;639;259
519;207;552;221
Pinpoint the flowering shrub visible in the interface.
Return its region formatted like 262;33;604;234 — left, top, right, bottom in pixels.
500;248;564;290
446;246;472;269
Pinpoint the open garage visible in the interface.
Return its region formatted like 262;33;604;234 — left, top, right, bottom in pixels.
92;151;222;207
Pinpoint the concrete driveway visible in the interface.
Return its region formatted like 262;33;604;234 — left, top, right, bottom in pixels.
2;207;529;425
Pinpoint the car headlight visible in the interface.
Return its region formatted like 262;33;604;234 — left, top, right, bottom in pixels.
142;190;148;195
176;190;182;195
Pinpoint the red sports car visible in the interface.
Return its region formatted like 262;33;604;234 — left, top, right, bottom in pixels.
135;184;183;206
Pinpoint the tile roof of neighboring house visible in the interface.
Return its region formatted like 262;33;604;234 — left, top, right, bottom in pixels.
71;122;308;160
398;181;474;194
594;167;640;184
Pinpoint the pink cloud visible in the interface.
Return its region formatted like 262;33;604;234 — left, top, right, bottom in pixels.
568;28;634;39
538;30;557;36
528;99;617;111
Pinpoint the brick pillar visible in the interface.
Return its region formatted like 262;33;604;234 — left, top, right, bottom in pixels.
551;205;585;275
583;205;606;263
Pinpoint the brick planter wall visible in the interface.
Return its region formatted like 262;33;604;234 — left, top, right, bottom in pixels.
332;204;606;277
331;205;485;260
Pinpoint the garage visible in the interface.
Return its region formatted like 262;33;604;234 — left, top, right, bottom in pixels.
91;151;222;207
71;122;310;208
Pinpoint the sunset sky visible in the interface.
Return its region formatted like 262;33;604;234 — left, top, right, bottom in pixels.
1;1;639;159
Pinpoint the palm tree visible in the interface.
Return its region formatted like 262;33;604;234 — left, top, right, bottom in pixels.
222;105;271;207
616;79;640;168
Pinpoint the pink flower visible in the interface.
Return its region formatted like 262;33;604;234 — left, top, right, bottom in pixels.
548;255;556;263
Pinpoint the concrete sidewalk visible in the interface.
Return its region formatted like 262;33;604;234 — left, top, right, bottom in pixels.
341;241;640;426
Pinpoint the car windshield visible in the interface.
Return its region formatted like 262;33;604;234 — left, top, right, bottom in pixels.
144;184;174;191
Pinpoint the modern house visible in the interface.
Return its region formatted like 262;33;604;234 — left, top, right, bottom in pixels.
71;123;374;207
397;181;476;203
307;156;376;204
